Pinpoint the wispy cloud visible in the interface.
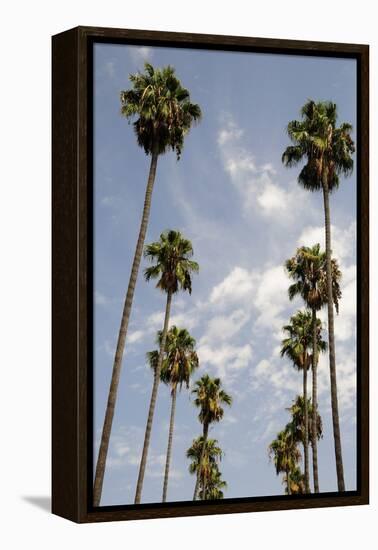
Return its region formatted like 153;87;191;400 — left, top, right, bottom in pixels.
95;290;110;306
217;115;312;223
128;46;153;67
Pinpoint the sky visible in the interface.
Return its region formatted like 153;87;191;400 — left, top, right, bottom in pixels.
93;42;357;506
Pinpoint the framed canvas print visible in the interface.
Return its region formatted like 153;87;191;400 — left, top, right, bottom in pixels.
52;26;369;523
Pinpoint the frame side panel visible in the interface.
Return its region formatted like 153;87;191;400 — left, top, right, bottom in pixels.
359;46;369;503
52;28;80;522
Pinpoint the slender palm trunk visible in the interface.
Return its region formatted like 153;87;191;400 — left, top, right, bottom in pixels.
202;466;208;500
311;307;320;493
303;356;310;493
134;291;173;504
93;152;159;506
193;423;209;501
322;183;345;491
162;386;177;502
287;469;291;495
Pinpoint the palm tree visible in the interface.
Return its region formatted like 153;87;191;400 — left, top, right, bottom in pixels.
186;437;226;500
204;469;227;500
93;63;201;505
286;244;340;491
284;466;306;495
282;100;354;491
287;395;323;491
157;326;199;502
191;375;232;500
269;425;301;495
134;230;199;503
281;310;314;493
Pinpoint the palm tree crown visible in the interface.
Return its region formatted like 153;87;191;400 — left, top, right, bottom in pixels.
161;326;199;391
204;469;228;500
281;310;326;371
282;99;355;192
144;229;199;295
120;63;202;159
286;244;342;313
269;425;301;479
287;395;323;447
148;326;199;390
187;437;223;475
186;437;226;500
285;466;306;495
192;374;232;426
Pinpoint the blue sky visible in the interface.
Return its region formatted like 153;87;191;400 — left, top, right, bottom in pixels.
93;43;357;505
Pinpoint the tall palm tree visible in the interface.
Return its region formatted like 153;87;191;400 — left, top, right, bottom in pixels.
269;425;301;495
287;395;323;492
281;310;314;493
191;375;232;500
93;63;201;506
152;326;199;502
286;244;340;491
134;230;199;503
187;437;224;500
282;100;354;491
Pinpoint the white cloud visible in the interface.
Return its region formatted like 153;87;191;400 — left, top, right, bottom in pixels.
315;345;357;417
198;342;253;380
128;46;153;66
207;261;296;340
128;330;144;344
298;221;356;263
146;310;164;329
217;118;244;146
217;115;311;223
169;310;199;331
143;307;199;338
104;61;115;79
95;290;109;306
200;309;250;345
210;266;256;305
253;265;292;333
251;352;301;397
257;181;311;222
257;182;288;213
256;419;282;444
334;277;356;341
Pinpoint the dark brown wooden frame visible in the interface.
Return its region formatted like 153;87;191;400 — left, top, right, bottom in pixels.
52;26;369;523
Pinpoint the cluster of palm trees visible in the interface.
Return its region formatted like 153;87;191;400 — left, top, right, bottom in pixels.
269;101;355;494
190;375;231;500
93;62;233;506
144;321;232;503
93;60;355;506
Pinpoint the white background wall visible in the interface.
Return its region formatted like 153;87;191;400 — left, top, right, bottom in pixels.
0;1;375;548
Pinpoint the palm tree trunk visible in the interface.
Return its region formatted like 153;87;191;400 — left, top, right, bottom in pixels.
202;467;208;500
193;423;208;501
93;151;159;507
162;386;177;502
322;182;345;491
287;469;291;495
303;356;310;493
311;307;320;493
134;290;173;504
